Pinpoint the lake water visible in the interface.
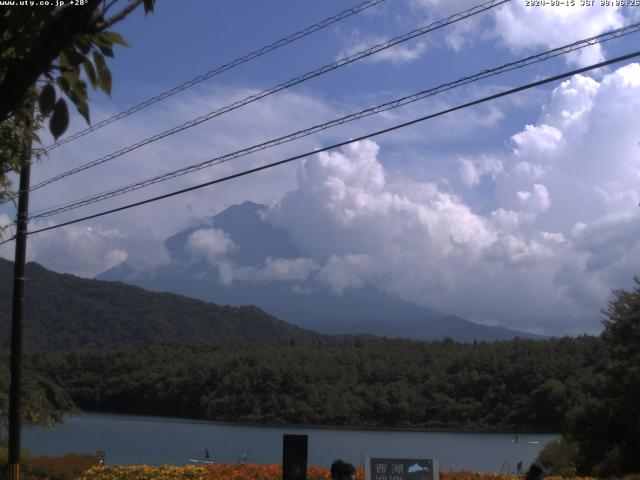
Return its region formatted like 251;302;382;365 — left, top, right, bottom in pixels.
22;413;557;473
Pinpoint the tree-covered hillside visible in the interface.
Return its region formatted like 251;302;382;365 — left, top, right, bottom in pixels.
537;278;640;477
0;259;332;350
29;336;605;432
99;201;543;342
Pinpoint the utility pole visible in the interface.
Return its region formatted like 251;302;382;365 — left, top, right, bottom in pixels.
8;153;31;480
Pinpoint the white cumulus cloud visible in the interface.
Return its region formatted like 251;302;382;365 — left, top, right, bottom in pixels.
263;60;640;335
233;257;320;283
410;0;627;64
186;228;236;266
317;254;376;294
0;214;163;278
337;34;427;65
493;1;625;66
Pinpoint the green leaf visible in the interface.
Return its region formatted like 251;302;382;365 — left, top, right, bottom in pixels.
59;50;81;88
61;67;79;89
92;33;110;48
49;99;69;140
74;34;92;55
96;43;113;58
82;60;97;89
38;84;56;117
58;76;88;124
102;31;130;47
73;79;88;102
56;76;72;97
75;98;90;125
58;51;71;71
92;52;111;96
63;46;86;67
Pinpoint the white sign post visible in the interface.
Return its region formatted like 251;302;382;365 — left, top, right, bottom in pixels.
365;457;439;480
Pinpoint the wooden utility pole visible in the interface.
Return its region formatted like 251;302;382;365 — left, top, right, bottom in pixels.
8;155;31;480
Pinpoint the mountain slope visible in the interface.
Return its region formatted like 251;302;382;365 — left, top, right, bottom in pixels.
0;259;332;351
99;201;544;342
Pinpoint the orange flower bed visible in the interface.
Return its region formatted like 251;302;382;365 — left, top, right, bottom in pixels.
24;453;96;480
441;473;512;480
78;464;359;480
77;463;599;480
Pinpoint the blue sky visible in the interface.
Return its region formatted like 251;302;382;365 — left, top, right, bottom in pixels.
2;0;640;335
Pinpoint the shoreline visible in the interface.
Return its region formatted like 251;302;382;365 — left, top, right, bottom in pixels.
69;410;559;435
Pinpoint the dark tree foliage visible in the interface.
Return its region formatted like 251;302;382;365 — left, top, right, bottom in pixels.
536;439;579;478
0;260;333;350
565;278;640;477
27;336;606;432
0;364;75;436
0;0;155;198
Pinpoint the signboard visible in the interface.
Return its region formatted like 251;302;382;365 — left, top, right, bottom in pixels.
365;458;439;480
282;434;308;480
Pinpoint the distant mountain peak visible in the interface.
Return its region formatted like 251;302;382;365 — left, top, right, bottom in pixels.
98;202;545;342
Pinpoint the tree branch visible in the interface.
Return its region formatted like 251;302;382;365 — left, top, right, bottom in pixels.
94;0;145;32
102;0;122;15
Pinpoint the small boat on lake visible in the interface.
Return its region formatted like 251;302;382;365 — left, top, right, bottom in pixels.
189;459;215;465
190;448;214;464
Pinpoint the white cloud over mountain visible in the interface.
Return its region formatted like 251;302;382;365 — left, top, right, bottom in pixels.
0;216;169;278
317;254;377;294
1;49;638;335
260;64;640;334
232;257;320;284
187;228;236;265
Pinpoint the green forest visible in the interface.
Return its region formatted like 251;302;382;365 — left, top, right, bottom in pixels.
0;259;339;350
26;336;604;432
0;258;638;477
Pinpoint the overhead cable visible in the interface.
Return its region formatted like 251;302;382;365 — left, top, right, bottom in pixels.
3;0;508;204
27;22;640;221
45;0;389;151
0;48;635;245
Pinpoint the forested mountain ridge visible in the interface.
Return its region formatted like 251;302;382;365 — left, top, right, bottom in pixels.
0;258;538;351
28;335;606;432
99;201;544;342
0;259;334;350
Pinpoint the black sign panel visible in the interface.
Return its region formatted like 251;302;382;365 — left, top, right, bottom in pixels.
282;434;308;480
366;458;439;480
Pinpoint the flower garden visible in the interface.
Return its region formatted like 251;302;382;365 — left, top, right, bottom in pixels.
5;454;602;480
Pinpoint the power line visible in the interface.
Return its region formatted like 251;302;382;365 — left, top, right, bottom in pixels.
26;22;640;221
1;48;636;245
0;0;386;178
45;0;389;152
3;0;508;204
